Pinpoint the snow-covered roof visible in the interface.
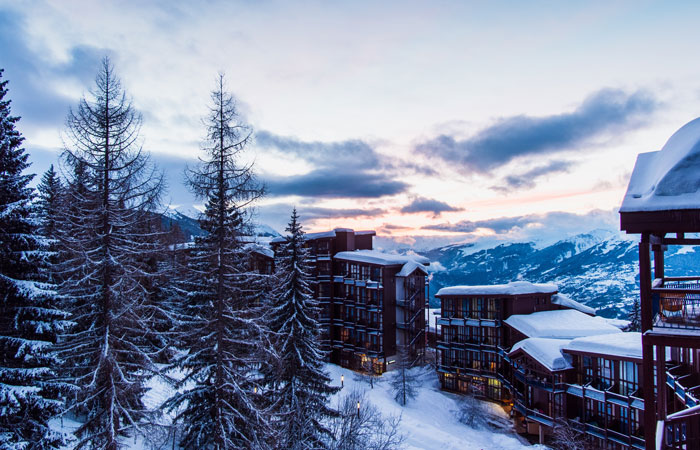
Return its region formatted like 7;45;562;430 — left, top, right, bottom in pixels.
271;228;375;243
621;117;700;212
551;293;595;315
436;281;558;297
334;249;430;267
395;260;428;277
244;243;274;258
564;332;642;360
509;338;573;371
505;309;622;339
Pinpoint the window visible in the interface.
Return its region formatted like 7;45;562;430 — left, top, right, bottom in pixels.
620;361;639;396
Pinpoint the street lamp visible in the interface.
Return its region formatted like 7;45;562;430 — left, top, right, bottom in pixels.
356;401;360;418
254;386;258;394
341;374;344;388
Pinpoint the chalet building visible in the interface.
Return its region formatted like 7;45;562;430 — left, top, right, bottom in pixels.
437;281;646;448
272;228;429;373
620;117;700;449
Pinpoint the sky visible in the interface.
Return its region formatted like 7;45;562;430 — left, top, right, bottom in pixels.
2;0;700;248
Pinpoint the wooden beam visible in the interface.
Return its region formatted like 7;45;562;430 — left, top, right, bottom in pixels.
643;335;656;450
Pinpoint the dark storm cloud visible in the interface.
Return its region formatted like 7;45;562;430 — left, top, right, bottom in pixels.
400;196;462;217
265;169;409;198
494;160;573;192
422;210;617;235
0;9;107;126
416;88;657;172
256;131;414;199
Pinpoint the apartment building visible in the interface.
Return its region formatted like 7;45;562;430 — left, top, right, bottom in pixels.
436;281;645;448
272;228;429;373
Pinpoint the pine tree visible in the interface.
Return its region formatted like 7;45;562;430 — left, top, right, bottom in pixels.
266;209;340;450
56;58;164;449
36;164;64;247
388;346;420;406
0;68;65;449
164;74;269;449
627;298;641;332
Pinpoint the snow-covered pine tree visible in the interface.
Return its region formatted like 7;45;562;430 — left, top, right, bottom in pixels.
164;74;269;449
388;346;419;406
627;299;641;332
0;68;65;449
56;57;164;449
36;164;64;249
266;209;339;450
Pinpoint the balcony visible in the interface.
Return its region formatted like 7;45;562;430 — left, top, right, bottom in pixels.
652;277;700;331
666;364;700;407
658;405;700;450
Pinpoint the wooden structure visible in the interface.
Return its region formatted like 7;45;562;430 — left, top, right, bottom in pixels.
620;117;700;449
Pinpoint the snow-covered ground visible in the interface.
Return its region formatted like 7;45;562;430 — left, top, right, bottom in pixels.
52;364;547;450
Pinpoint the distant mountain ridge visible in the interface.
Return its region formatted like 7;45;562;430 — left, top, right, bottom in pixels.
421;231;700;318
161;209;281;242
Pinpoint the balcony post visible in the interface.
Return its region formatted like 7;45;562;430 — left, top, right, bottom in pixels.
656;344;667;420
639;233;656;449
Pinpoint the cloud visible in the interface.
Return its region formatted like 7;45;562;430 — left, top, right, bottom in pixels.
423;210;618;237
265;169;408;198
256;130;380;168
400;196;462;217
257;131;413;198
416;88;657;172
493;160;573;192
256;202;385;232
0;9;107;126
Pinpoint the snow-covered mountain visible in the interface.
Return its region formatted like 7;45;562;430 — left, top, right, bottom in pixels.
422;231;700;318
161;210;281;242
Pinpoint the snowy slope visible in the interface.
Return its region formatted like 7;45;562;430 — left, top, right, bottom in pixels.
52;364;544;450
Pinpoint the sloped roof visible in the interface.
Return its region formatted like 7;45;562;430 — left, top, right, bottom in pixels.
509;338;573;371
564;332;642;360
621;117;700;213
505;309;622;339
436;281;557;297
551;293;595;315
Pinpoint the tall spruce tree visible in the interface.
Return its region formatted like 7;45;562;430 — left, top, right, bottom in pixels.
56;58;164;449
267;209;339;450
164;74;269;449
0;69;64;449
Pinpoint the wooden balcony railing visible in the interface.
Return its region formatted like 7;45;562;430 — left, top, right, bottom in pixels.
658;405;700;449
652;277;700;330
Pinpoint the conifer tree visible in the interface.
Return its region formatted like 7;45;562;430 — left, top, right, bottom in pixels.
388;347;420;406
164;74;269;449
36;164;64;247
627;298;641;332
56;57;164;449
0;68;64;449
266;209;339;450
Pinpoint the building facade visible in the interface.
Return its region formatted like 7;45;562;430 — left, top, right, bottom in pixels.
272;228;429;373
436;281;645;448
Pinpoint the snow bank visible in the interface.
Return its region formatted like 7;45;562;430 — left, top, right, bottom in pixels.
564;332;642;360
509;338;573;371
621;117;700;212
551;293;595;315
436;281;558;297
505;309;622;339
